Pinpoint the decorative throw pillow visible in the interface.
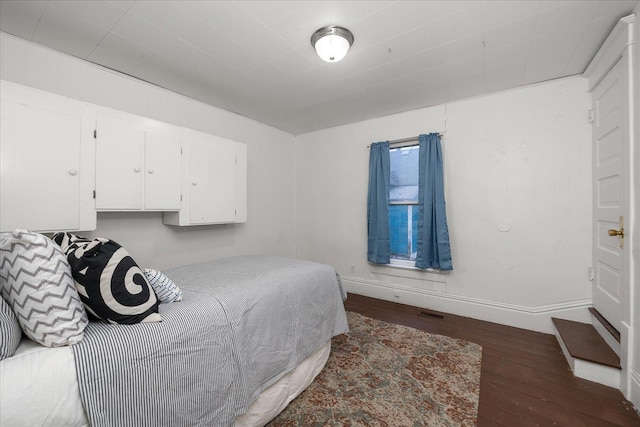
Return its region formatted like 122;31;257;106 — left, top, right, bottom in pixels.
0;230;88;347
59;233;161;324
143;269;183;303
52;231;92;255
0;297;22;360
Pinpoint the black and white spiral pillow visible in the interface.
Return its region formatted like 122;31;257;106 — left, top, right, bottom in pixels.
52;231;92;254
53;233;161;324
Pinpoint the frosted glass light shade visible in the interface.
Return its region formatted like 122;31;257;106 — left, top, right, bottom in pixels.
311;26;354;63
314;33;350;62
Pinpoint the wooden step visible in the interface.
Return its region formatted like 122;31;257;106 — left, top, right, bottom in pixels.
589;307;621;342
551;317;620;368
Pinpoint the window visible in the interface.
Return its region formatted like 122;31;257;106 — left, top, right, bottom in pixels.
389;145;419;266
367;134;452;271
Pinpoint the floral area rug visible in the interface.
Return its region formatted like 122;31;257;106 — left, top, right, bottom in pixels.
267;311;482;427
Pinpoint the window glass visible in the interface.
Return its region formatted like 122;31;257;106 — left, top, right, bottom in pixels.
389;146;419;203
389;205;418;261
389;145;419;262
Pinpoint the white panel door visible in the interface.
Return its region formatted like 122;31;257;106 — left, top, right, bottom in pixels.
189;140;236;224
592;58;628;330
144;132;181;210
0;100;81;231
95;119;145;210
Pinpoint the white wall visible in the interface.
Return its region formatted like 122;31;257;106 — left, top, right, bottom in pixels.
0;33;297;269
0;32;596;334
296;76;593;333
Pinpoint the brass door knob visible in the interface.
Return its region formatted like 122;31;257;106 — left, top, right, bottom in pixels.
608;228;624;237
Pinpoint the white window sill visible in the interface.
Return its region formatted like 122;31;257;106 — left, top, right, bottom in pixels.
367;261;448;293
369;261;450;279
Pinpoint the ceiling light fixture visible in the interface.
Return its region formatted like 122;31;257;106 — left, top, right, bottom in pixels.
311;26;354;63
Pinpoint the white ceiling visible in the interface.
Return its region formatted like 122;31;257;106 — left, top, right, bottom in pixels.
0;1;638;134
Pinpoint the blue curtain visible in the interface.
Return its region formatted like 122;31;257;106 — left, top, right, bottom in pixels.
367;141;390;264
416;133;453;270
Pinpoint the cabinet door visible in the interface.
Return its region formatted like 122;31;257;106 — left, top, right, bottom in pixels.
1;100;82;232
189;140;236;224
95;119;145;210
234;142;248;223
144;132;181;210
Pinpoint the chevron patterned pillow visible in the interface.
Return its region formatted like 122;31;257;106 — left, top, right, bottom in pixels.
144;269;183;303
0;230;88;347
0;297;22;359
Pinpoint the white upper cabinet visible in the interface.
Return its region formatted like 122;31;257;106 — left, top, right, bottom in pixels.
189;139;236;224
95;118;145;210
95;108;181;211
144;132;181;210
1;81;246;229
164;129;247;226
0;81;96;233
234;142;248;224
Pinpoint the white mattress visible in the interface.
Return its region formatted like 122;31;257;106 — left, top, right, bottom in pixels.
0;338;330;427
0;338;87;427
235;340;330;427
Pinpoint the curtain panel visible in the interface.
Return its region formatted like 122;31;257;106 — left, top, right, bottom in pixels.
366;141;390;264
416;133;453;270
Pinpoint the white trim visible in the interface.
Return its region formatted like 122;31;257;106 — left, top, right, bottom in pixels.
388;259;416;269
342;276;591;334
371;262;449;275
632;1;640;416
621;321;633;398
630;370;640;411
583;14;635;90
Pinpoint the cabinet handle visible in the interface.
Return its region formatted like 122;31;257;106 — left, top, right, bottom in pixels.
192;181;197;186
134;168;141;173
148;169;154;174
68;169;78;176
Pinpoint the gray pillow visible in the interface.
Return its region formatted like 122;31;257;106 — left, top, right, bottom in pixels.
0;297;21;360
0;230;88;347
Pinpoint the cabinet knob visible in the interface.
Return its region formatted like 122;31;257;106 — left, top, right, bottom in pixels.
134;168;141;173
192;181;197;186
147;169;154;174
68;169;78;176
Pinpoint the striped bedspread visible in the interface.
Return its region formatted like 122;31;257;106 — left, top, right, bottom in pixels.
72;256;349;427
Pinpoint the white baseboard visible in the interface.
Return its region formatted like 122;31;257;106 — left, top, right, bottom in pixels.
342;276;592;334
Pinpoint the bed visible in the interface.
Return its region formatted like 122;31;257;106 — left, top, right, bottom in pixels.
0;254;349;427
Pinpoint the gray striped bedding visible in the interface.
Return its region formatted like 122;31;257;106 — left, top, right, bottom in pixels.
72;256;349;427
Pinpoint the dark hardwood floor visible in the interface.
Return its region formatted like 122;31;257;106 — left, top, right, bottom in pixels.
343;294;640;427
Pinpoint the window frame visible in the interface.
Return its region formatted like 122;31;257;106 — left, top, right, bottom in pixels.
388;143;420;268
